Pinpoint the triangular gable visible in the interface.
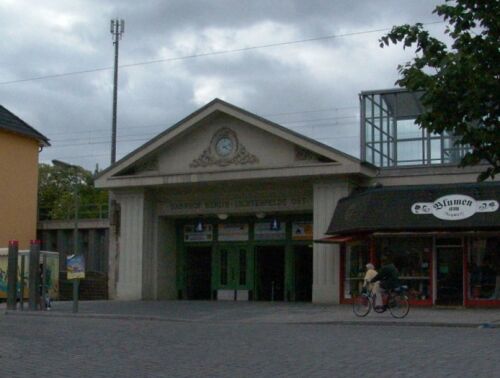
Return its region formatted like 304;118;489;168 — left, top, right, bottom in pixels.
95;99;366;185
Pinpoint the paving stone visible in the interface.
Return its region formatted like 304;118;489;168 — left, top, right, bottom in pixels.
1;302;499;377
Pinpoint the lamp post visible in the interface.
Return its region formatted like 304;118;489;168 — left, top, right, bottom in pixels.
52;159;81;313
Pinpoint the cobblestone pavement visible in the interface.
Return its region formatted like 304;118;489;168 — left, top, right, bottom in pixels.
1;310;499;378
5;300;499;327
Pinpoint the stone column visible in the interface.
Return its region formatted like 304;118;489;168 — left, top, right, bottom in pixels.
155;217;177;299
114;190;147;300
312;180;350;304
107;195;119;300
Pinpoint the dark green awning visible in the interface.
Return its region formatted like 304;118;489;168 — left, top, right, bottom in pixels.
327;182;500;235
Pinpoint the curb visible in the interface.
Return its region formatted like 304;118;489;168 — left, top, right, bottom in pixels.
4;310;497;329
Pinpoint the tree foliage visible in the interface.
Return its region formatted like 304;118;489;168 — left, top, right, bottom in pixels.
380;0;500;180
38;163;108;220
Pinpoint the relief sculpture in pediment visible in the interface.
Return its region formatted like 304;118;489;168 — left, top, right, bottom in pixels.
190;127;259;168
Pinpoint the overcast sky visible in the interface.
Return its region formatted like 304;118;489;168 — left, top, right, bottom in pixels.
0;0;446;171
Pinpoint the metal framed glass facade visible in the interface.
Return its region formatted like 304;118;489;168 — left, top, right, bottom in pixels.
360;89;469;167
175;215;313;302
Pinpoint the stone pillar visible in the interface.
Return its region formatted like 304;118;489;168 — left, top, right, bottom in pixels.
114;190;147;300
107;197;118;300
312;180;350;304
156;217;177;299
141;191;155;300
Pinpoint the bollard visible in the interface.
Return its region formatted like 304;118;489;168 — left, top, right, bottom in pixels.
6;240;19;311
28;240;41;311
19;255;25;311
41;254;47;310
73;279;79;313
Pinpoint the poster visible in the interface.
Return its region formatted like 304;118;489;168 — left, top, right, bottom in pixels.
292;222;313;240
218;224;249;241
0;250;59;299
254;221;285;240
184;224;213;242
67;254;85;280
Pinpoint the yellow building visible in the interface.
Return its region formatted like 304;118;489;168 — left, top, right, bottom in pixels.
0;105;49;249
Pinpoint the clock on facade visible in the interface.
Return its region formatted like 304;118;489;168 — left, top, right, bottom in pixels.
215;137;234;157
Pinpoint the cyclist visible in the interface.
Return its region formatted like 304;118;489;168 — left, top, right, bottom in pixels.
370;255;399;310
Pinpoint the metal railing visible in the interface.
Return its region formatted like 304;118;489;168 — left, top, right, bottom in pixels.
38;203;109;221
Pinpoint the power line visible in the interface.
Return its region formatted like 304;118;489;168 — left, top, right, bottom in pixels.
47;133;362;161
48;118;359;145
46;110;359;140
0;21;443;86
47;122;360;149
45;105;358;137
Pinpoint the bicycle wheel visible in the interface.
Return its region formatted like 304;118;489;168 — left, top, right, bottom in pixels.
353;294;371;317
388;294;410;318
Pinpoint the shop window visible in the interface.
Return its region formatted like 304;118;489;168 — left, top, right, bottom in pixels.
344;242;370;299
469;237;500;300
376;238;432;301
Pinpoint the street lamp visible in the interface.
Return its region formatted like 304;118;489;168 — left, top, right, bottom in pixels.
52;159;81;313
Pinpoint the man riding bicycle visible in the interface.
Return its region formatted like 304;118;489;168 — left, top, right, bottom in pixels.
370;255;399;310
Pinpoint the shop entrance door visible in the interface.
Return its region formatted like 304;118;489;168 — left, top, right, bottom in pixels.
436;246;463;305
185;247;212;300
294;245;312;301
216;246;252;300
255;246;285;301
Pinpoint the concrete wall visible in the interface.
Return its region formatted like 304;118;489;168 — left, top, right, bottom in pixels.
374;165;492;186
0;130;39;249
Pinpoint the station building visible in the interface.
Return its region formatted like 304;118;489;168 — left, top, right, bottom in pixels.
95;89;499;307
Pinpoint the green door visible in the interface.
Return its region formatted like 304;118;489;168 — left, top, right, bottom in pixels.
215;245;253;299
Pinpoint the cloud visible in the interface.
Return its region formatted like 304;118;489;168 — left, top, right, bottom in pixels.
0;0;444;170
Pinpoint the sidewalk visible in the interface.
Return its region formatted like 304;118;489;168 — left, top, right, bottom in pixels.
3;300;500;328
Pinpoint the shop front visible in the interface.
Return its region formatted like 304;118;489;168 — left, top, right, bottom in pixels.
326;183;500;307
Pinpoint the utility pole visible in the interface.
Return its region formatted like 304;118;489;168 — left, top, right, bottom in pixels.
110;19;125;164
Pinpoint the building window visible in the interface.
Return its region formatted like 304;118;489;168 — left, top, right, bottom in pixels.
469;237;500;300
361;90;470;168
344;241;370;299
376;237;432;301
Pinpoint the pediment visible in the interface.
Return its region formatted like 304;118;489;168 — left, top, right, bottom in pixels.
95;99;366;187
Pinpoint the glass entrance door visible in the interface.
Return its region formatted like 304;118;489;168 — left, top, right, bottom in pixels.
255;246;285;301
294;245;312;302
215;245;252;300
185;246;212;300
436;246;463;305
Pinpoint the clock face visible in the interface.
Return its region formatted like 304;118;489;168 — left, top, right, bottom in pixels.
215;137;234;157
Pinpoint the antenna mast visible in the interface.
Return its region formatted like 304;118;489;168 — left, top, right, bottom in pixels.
110;19;125;164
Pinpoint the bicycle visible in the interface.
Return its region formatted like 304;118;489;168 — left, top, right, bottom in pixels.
352;285;410;318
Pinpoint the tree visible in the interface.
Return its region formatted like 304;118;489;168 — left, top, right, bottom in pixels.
38;163;108;220
380;0;499;181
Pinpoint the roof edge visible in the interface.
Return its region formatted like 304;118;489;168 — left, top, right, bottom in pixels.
95;98;362;181
0;105;50;146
